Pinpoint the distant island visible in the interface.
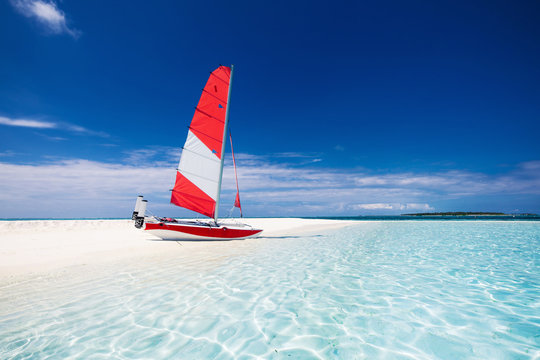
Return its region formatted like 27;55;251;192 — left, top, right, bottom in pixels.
401;212;539;216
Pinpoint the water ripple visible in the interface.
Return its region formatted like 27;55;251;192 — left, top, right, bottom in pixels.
1;221;539;359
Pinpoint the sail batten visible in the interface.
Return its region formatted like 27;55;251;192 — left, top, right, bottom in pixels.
188;127;224;143
171;65;232;218
209;72;230;84
201;89;228;103
195;108;226;123
179;147;221;163
178;170;219;184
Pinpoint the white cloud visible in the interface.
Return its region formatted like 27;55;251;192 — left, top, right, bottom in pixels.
0;153;539;218
64;124;109;138
10;0;80;38
219;153;540;214
401;203;434;211
518;160;540;171
123;146;181;167
350;203;434;211
0;151;17;157
352;203;394;210
0;160;174;218
0;116;56;129
272;152;321;159
0;115;109;137
35;133;66;141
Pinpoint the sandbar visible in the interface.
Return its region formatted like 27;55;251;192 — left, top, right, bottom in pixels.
0;218;356;284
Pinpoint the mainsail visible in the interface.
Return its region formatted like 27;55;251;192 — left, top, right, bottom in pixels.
171;65;232;219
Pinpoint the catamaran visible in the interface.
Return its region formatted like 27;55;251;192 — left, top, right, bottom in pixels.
132;65;263;240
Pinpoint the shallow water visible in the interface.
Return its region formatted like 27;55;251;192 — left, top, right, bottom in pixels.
1;221;539;359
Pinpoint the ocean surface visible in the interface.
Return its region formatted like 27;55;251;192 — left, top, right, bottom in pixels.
1;221;539;359
309;215;540;221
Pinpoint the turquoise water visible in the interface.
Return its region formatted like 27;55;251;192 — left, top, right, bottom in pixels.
1;221;539;359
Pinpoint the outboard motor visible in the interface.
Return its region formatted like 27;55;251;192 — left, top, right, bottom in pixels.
132;195;143;220
134;199;147;229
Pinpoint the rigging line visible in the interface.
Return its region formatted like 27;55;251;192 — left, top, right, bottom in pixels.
180;147;221;163
194;107;225;124
145;209;159;219
209;71;229;85
188;126;223;143
201;88;228;104
174;169;219;183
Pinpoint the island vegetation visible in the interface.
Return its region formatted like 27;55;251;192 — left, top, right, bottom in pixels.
401;212;538;216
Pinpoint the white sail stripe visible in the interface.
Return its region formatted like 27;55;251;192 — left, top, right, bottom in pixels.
180;169;219;184
180;147;221;163
178;130;220;200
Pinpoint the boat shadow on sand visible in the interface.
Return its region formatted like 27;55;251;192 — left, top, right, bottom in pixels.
149;235;323;242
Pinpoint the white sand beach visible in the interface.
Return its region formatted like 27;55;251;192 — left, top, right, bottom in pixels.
0;218;356;283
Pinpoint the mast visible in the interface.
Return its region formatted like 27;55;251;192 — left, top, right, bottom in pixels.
214;64;234;223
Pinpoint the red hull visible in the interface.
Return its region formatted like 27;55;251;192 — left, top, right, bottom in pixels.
144;221;262;240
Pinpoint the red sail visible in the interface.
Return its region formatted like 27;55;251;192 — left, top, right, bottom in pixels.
171;66;231;218
230;130;243;217
234;192;242;211
189;66;231;159
171;172;216;218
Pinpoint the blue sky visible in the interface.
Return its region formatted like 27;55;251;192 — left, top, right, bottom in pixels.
1;0;539;218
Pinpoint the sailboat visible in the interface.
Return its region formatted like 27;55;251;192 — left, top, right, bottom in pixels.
132;65;263;240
